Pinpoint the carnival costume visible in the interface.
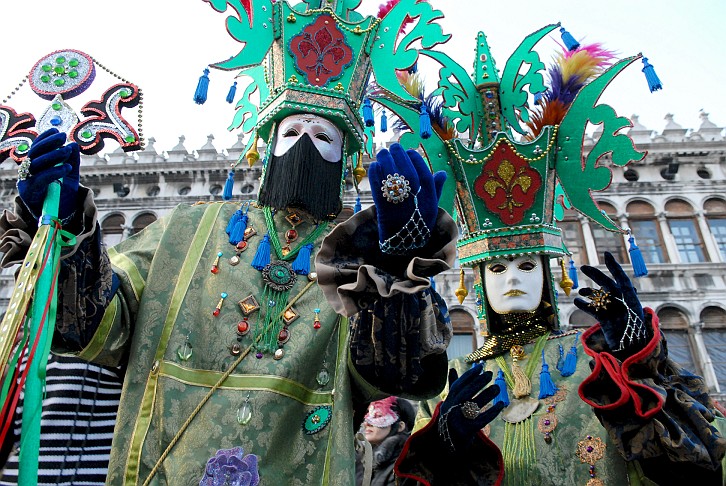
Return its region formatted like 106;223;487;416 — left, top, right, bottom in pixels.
0;2;461;484
356;10;725;486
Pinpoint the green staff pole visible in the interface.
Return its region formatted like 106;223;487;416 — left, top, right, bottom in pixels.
18;179;61;486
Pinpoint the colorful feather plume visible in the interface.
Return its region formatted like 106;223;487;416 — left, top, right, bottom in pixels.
525;43;616;140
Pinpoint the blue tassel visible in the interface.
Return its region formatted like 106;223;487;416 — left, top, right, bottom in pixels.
559;27;580;51
226;208;243;236
230;213;249;245
568;259;579;289
291;243;313;275
556;344;565;373
251;234;271;270
362;98;375;127
419;103;432;139
354;195;362;213
538;349;559;399
223;170;235;201
429;276;437;292
380;110;388;133
193;68;210;105
628;233;649;277
492;369;510;407
226;81;237;103
641;57;662;93
559;332;580;377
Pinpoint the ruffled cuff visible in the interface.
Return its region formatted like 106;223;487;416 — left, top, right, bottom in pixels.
315;206;457;317
579;308;726;469
395;402;503;486
0;187;100;267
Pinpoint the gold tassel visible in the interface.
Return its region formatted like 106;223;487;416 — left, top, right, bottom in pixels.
353;151;366;185
559;258;573;296
511;352;531;399
246;134;260;167
455;268;468;304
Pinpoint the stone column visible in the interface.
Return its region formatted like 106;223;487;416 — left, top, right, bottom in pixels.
579;215;600;266
692;321;720;392
695;211;722;263
657;212;680;263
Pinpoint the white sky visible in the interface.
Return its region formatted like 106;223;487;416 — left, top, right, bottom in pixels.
2;0;724;156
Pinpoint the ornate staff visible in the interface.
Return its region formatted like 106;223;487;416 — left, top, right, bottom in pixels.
0;48;142;485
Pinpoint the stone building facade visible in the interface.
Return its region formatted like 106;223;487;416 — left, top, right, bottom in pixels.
1;111;725;398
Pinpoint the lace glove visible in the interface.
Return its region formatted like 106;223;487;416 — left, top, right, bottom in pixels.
574;251;648;356
437;363;504;454
369;143;446;254
16;128;80;222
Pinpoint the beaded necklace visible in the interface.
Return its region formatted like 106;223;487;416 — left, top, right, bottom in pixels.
250;206;329;356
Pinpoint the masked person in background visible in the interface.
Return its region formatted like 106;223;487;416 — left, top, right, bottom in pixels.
356;396;416;486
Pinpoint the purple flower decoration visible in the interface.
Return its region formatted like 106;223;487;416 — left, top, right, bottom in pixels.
199;447;259;486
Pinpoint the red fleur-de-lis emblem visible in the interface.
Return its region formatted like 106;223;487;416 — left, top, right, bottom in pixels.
473;143;542;225
290;15;354;87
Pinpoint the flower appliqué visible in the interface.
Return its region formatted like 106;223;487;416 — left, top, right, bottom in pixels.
289;15;354;86
473;143;542;225
199;446;260;486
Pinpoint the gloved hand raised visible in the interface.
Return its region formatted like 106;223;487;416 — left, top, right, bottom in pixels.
17;128;81;221
574;252;649;355
437;364;504;453
368;143;446;254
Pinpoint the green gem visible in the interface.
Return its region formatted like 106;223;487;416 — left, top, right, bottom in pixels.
68;70;78;79
124;135;136;143
52;102;62;111
40;75;51;83
54;78;66;87
81;130;92;139
54;66;65;75
120;89;130;98
69;59;79;67
55;56;66;64
41;64;52;72
18;143;29;152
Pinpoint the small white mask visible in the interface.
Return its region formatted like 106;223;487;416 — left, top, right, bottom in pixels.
273;114;343;163
484;255;544;314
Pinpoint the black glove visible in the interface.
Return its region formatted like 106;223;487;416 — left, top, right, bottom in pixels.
574;252;648;355
17;128;81;221
368;143;446;254
437;364;504;453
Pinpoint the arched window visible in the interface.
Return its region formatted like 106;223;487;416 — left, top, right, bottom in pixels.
626;201;666;264
705;198;726;261
101;213;125;247
701;306;726;392
448;309;476;359
132;213;157;235
658;307;698;374
665;199;707;263
559;208;587;265
591;201;626;262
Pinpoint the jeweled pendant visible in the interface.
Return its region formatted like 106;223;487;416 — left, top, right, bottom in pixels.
277;328;290;345
177;338;193;361
237;393;252;425
285;229;298;242
244;227;257;240
274;348;284;360
281;245;291;256
303;406;332;435
211;251;223;274
501;397;539;423
237;319;250;336
230;343;242;356
230;253;241;266
313;308;321;330
316;367;330;387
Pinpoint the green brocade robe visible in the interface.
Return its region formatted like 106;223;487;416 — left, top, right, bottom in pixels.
0;196;456;486
399;316;726;485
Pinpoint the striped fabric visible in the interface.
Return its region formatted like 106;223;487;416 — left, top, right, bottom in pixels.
0;354;123;486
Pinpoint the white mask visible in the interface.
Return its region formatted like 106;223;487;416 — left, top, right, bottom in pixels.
273;114;343;163
484;255;544;314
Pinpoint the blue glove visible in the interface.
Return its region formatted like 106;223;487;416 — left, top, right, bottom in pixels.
437;364;504;453
368;143;446;254
574;252;648;355
17;128;80;221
